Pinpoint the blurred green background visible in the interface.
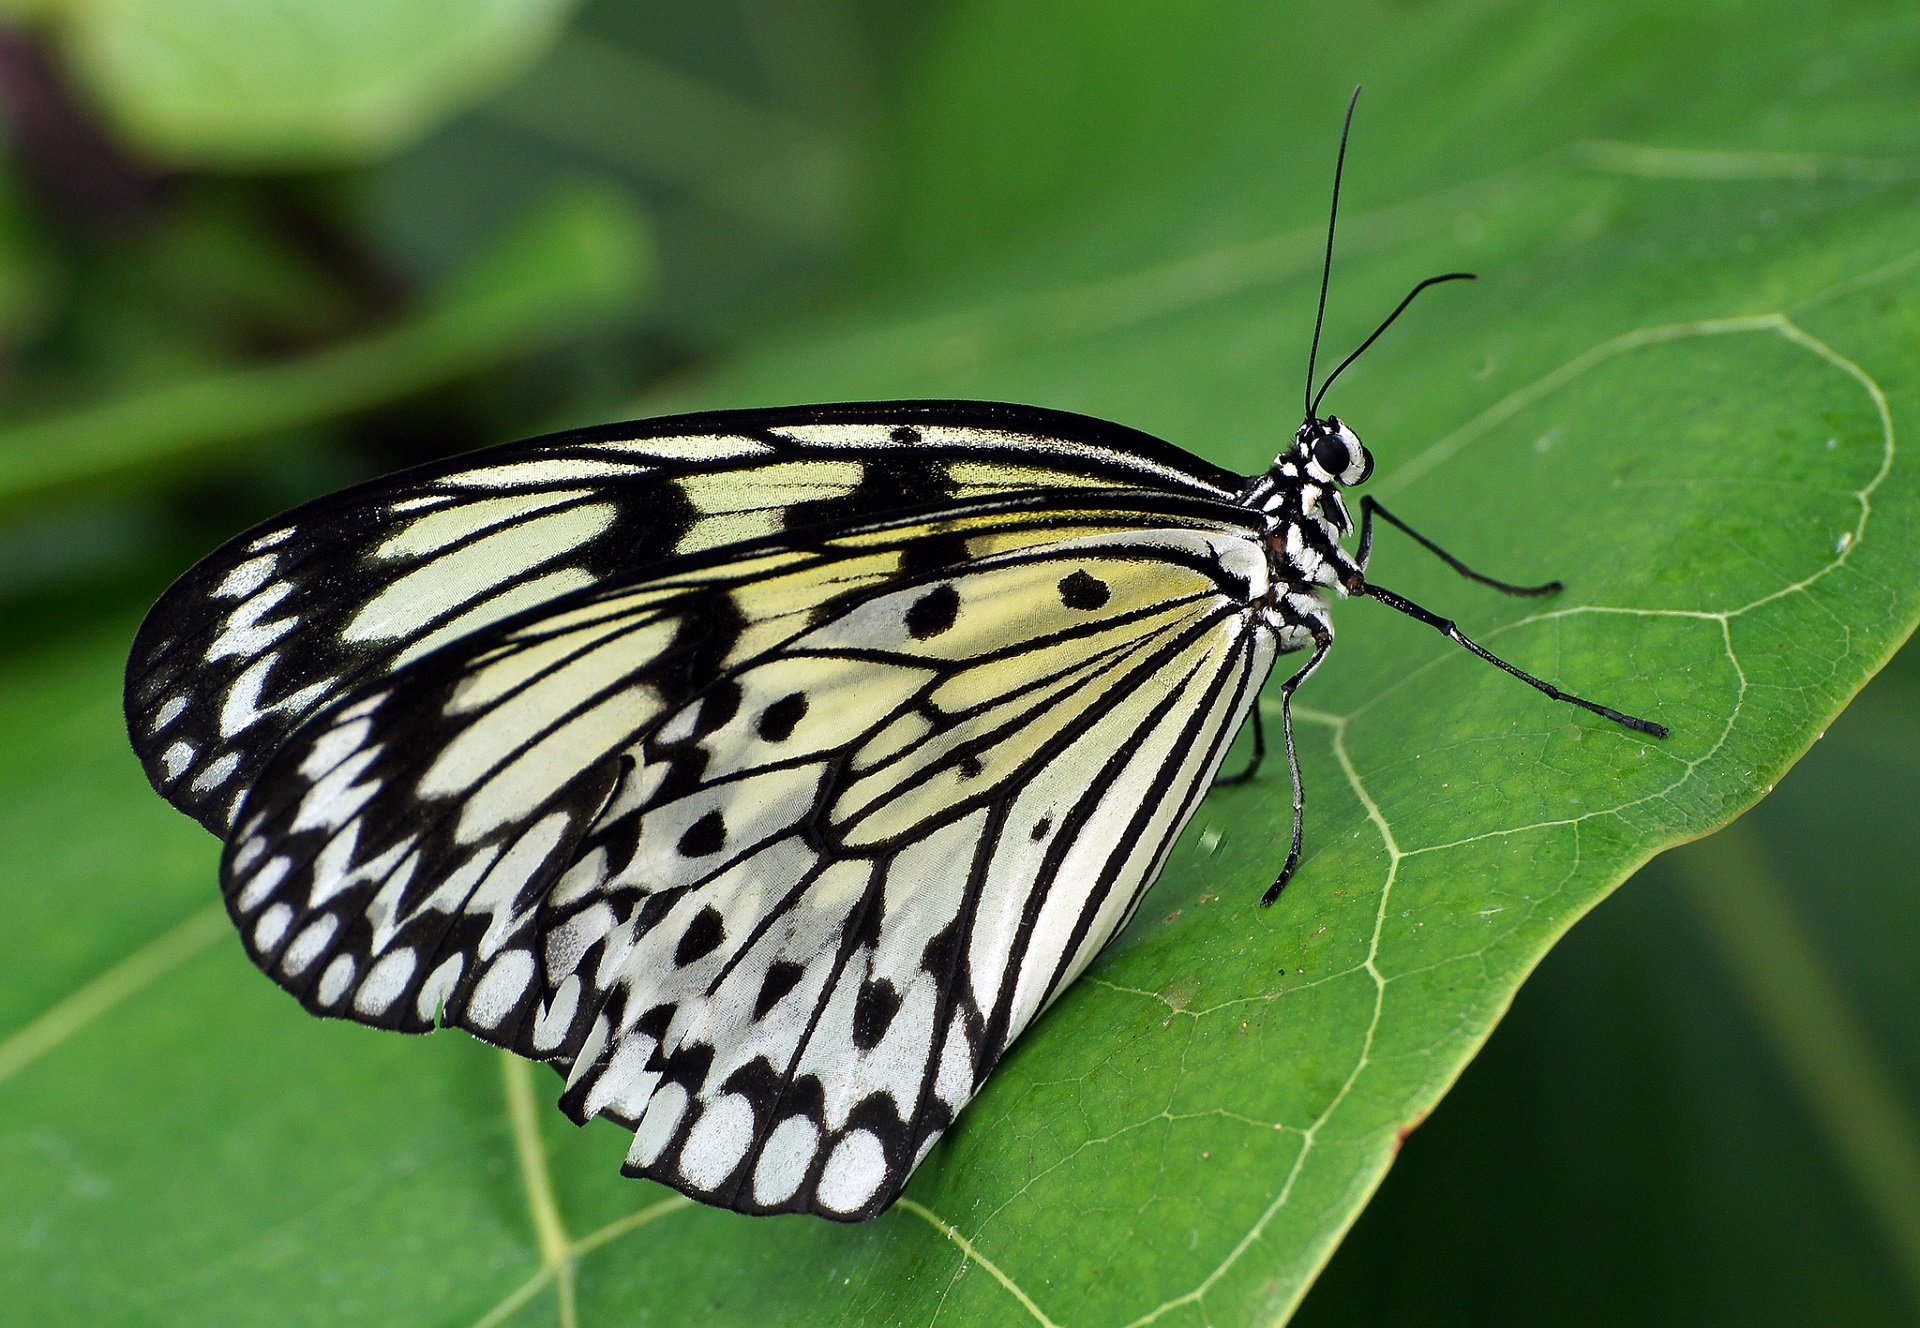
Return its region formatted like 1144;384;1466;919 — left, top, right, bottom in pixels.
0;1;1914;1323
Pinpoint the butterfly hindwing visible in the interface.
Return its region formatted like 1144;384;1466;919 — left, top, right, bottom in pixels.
126;403;1245;835
219;506;1275;1219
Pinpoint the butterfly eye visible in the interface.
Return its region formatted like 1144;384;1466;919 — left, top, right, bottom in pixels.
1311;429;1351;479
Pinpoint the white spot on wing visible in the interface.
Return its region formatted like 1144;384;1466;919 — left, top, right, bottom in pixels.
677;461;862;514
816;1129;887;1214
934;1017;973;1110
585;1033;659;1120
148;695;188;735
550;848;610;910
467;949;535;1029
230;835;265;875
532;975;581;1050
281;914;338;976
544;901;615;982
679;1093;756;1191
219;655;335;741
767;421;1226;494
566;1014;611;1092
388;495;452;514
673;510;782;555
298;718;374;781
291;747;382;833
189;752;242;793
752;1116;819;1207
206;581;296;661
253;903;293;952
416;954;464;1022
354;948;418;1016
306;826;414;911
234;856;291;912
215;555;278;599
316;954;356;1006
160;741;195;780
437;458;646;487
628;1080;689;1166
600;434;770;461
460;814;575;959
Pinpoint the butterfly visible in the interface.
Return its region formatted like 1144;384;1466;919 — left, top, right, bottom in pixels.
124;93;1664;1222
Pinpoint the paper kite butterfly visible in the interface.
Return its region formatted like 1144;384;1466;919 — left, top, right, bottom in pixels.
124;94;1664;1222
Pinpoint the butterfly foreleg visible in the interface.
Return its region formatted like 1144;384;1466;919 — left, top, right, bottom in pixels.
1356;496;1561;597
1261;629;1334;907
1357;580;1668;738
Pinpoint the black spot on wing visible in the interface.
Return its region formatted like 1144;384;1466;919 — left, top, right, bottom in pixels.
1030;817;1052;842
852;978;901;1051
753;960;805;1019
1058;568;1111;610
655;1040;716;1101
904;585;960;639
677;810;727;857
584;477;698;573
899;530;972;577
920;919;962;978
674;906;726;966
757;692;808;742
781;452;957;536
659;590;747;701
690;680;742;737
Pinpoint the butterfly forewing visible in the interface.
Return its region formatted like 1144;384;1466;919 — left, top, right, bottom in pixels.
126;403;1246;835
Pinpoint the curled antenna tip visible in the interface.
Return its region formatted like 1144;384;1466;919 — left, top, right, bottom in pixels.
1310;271;1479;416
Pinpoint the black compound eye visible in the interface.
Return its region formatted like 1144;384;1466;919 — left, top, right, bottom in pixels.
1312;429;1351;477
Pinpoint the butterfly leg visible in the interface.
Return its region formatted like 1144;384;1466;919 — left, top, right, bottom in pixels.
1262;630;1333;906
1358;579;1669;737
1214;702;1265;786
1357;496;1561;596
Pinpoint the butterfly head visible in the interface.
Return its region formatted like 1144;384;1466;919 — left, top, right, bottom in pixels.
1296;415;1373;487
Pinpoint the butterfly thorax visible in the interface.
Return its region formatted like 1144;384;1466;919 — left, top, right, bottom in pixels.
1241;415;1373;650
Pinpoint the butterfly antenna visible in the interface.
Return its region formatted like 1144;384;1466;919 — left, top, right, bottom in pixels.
1304;86;1363;421
1310;271;1477;416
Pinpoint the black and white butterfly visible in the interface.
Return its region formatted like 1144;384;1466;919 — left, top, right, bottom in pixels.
124;95;1664;1222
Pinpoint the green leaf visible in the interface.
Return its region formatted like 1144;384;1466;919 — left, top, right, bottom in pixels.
58;0;581;167
0;182;652;507
5;1;1920;1325
1295;645;1920;1322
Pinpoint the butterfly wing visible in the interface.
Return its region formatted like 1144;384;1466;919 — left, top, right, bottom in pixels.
126;401;1246;834
220;502;1277;1220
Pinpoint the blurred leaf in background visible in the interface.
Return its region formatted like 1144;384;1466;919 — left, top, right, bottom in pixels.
0;182;652;502
1;1;1918;1326
61;0;581;167
0;0;914;641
